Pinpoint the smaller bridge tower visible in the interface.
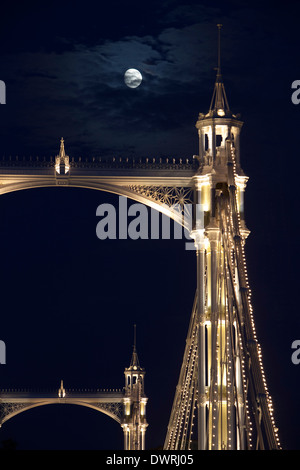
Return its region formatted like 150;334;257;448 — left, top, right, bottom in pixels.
122;325;148;450
0;330;148;449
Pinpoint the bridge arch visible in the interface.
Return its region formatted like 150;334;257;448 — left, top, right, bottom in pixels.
1;399;122;427
0;399;126;450
0;180;191;228
0;178;193;230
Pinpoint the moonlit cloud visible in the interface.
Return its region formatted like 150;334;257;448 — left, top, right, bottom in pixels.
1;24;215;157
0;2;289;159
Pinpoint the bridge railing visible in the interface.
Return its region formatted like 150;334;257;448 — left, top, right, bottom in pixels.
0;154;197;170
0;387;125;398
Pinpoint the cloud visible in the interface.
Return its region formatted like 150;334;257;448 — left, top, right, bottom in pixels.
1;22;215;157
0;1;289;158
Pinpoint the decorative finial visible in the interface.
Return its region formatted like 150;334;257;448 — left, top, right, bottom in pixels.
207;24;230;115
59;137;65;158
133;323;137;352
216;24;222;79
55;137;70;175
129;323;141;370
58;379;66;398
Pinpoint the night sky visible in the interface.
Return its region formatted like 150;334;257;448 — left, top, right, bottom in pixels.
0;0;300;451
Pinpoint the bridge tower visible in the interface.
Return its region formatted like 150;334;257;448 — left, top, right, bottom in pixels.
121;326;148;450
164;25;281;451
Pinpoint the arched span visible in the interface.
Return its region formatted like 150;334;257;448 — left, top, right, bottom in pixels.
0;178;193;230
1;400;122;426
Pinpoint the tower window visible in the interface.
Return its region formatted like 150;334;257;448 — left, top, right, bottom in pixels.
216;135;222;147
205;134;209;151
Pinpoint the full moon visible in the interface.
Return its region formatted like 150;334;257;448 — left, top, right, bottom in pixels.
124;69;142;88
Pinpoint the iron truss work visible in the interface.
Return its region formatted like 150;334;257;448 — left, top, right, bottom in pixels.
0;387;124;425
0;138;195;230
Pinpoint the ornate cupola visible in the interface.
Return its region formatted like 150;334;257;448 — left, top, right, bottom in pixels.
195;24;244;173
194;25;249;237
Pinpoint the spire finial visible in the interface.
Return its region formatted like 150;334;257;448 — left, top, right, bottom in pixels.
55;137;70;175
208;24;230;115
217;24;222;78
129;323;141;370
59;137;65;158
133;323;137;352
58;379;66;398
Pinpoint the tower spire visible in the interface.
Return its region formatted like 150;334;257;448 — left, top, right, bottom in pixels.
196;25;244;171
217;23;222;79
209;24;230;116
134;323;137;350
129;324;140;370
